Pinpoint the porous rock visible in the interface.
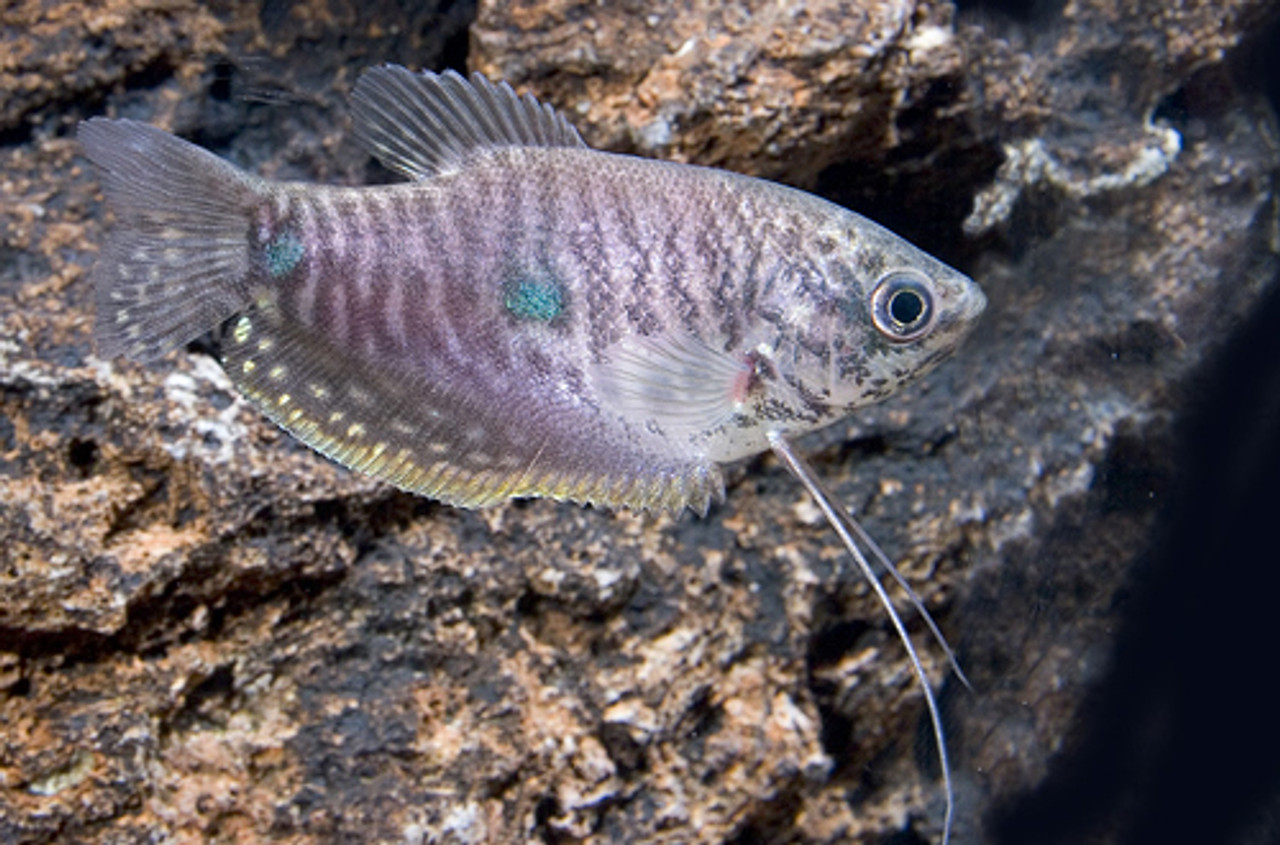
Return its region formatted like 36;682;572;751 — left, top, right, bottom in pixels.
472;0;967;185
2;1;1278;843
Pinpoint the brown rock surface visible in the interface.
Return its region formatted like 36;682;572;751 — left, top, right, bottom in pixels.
2;1;1279;843
472;0;968;184
0;1;225;134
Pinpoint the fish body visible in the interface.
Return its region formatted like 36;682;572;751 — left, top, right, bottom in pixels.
80;67;985;842
81;68;983;515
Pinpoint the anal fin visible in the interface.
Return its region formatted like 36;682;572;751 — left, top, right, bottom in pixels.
222;302;510;506
221;303;722;512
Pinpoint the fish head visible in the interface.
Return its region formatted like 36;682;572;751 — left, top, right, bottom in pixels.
758;213;986;432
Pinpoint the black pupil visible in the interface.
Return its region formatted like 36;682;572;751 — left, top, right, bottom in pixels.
889;288;925;326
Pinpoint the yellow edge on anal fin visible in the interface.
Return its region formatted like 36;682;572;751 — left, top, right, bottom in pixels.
221;306;722;513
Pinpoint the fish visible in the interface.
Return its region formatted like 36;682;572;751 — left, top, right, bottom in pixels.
79;66;986;842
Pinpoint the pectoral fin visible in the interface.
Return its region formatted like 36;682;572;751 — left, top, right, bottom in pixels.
591;331;751;440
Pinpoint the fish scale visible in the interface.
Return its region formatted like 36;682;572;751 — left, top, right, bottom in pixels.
80;65;986;843
242;185;718;508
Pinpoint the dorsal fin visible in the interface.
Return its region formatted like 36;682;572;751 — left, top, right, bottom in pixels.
350;66;587;180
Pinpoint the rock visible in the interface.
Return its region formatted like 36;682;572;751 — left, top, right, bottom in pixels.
472;0;968;185
2;1;1278;843
0;1;225;134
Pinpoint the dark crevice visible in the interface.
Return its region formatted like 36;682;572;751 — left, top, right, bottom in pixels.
160;663;236;736
882;828;934;845
598;721;647;779
953;0;1069;25
67;437;99;476
209;59;235;102
986;253;1280;844
806;617;872;775
832;434;892;466
0;624;115;666
679;686;723;752
100;471;170;543
723;783;806;844
437;15;470;74
814;96;1004;272
532;795;566;844
120;57;179;96
808;617;874;667
0;121;35;149
108;556;349;663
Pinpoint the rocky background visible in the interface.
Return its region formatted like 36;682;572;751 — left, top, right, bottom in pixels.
3;1;1279;843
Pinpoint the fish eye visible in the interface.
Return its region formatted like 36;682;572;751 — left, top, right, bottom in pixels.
870;271;935;343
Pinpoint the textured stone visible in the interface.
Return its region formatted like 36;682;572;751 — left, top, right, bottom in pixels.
0;0;225;134
2;1;1279;843
472;0;967;184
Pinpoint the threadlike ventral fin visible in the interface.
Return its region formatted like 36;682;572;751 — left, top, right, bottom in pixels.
768;431;962;845
78;118;262;361
349;67;587;180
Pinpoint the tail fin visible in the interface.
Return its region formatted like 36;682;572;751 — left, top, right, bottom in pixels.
79;118;264;361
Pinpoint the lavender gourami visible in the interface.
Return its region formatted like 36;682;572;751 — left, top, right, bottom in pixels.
80;66;985;842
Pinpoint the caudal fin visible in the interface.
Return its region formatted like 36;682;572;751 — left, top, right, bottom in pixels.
79;118;264;361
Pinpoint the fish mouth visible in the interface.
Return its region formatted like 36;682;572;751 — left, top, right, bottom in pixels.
924;277;986;357
965;282;988;320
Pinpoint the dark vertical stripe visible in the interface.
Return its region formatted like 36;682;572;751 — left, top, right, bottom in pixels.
601;164;653;336
438;167;475;373
382;188;413;353
293;190;322;328
352;191;377;309
398;186;445;368
661;220;696;333
575;161;615;354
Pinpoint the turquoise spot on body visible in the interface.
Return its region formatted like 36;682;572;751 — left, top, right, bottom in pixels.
264;231;305;278
504;276;565;322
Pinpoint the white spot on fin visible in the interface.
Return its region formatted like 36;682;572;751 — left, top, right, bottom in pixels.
77;118;261;361
222;300;723;515
349;67;587;180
